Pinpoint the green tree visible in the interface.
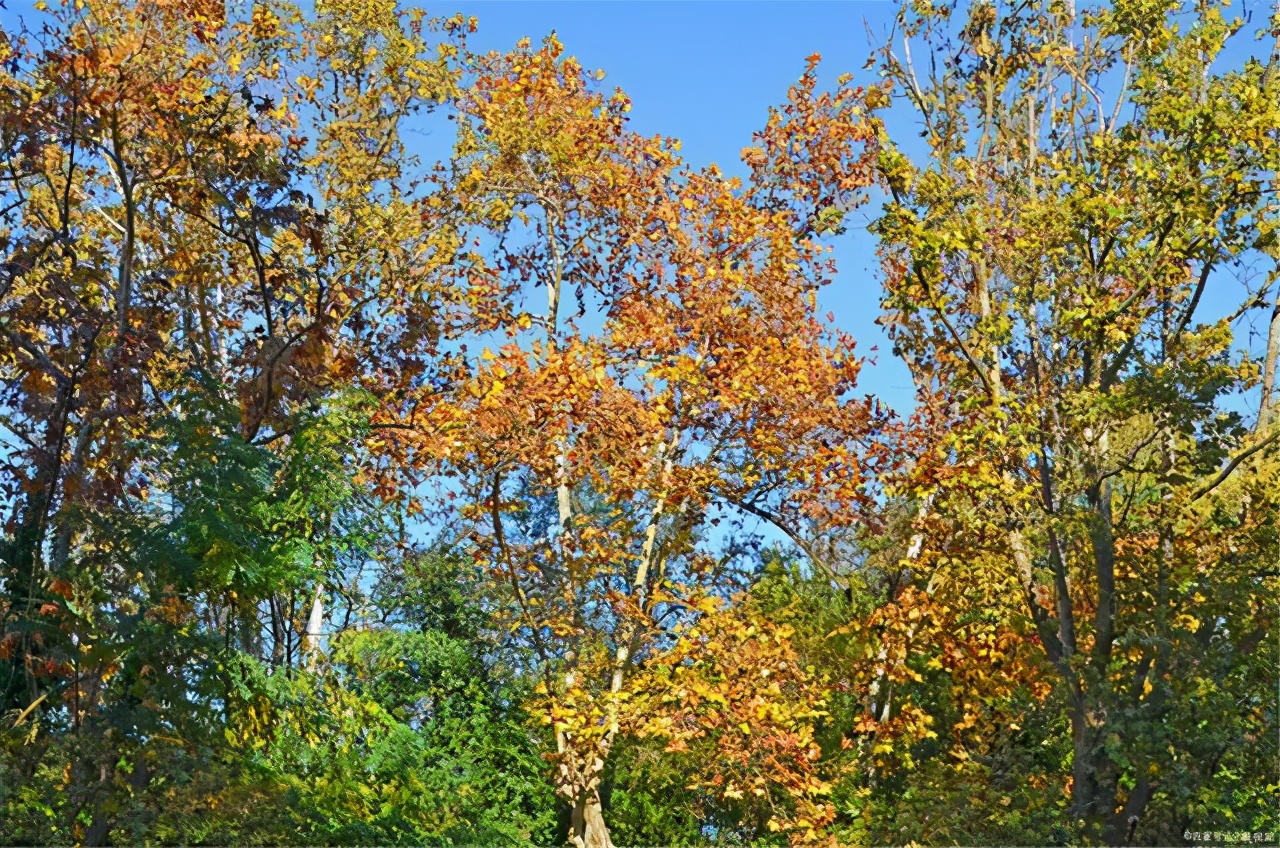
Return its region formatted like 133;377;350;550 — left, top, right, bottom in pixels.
230;549;559;846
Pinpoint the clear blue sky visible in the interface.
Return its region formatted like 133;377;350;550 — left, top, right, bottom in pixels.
442;1;895;171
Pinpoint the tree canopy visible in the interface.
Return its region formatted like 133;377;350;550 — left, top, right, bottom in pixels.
0;1;1276;846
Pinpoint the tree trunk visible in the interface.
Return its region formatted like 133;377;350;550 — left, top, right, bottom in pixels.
1103;774;1151;846
1071;691;1153;845
569;784;615;848
304;581;324;668
1069;704;1101;827
1258;292;1280;429
1;376;76;712
1069;687;1129;842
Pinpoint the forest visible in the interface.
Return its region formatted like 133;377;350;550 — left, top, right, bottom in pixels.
0;0;1276;845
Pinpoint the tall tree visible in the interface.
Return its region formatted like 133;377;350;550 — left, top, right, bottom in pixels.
408;39;890;847
871;0;1279;842
0;1;469;841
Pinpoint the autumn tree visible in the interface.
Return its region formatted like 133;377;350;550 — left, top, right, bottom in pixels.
402;38;890;847
0;0;472;841
869;0;1279;842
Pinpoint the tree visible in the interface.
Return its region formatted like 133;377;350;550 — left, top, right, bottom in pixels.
221;548;559;846
0;1;470;842
870;0;1279;842
409;38;889;847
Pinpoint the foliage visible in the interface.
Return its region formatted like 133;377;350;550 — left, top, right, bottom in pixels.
1;0;1276;846
865;0;1280;843
405;33;888;848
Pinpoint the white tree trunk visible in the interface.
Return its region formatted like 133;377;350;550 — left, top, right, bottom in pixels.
305;583;324;668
